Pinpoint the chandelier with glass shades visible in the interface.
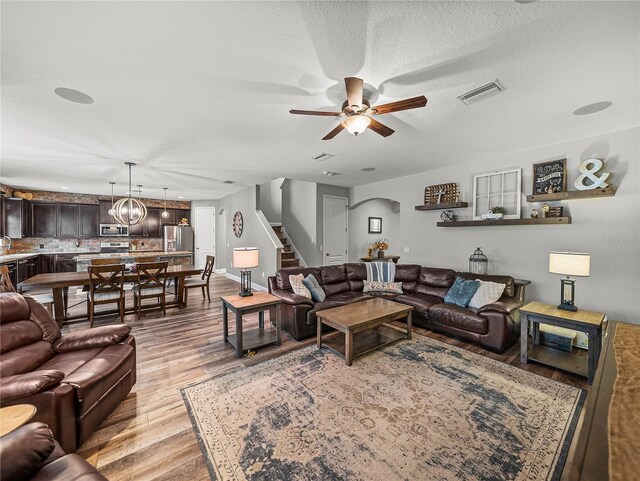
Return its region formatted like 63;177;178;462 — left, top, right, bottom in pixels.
112;162;147;226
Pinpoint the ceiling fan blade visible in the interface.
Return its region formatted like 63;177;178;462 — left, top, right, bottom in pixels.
290;109;342;116
368;118;395;137
371;95;427;115
322;123;345;140
345;77;364;109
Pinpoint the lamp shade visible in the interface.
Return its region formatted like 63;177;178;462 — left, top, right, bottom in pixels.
341;115;371;136
233;247;259;269
549;252;590;277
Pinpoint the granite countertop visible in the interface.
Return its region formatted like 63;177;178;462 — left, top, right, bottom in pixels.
0;251;100;263
74;251;193;260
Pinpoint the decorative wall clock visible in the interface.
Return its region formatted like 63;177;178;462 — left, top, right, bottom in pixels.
232;211;243;238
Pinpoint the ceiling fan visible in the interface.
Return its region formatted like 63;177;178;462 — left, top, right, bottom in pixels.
290;77;427;140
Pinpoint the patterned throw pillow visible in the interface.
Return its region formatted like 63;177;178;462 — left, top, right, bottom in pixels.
444;277;480;308
363;280;403;294
302;274;326;302
468;280;506;309
289;274;311;299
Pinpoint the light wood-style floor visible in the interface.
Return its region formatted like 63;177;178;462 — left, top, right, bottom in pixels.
59;274;587;480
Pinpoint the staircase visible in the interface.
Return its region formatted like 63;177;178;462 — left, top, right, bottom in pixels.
271;225;300;268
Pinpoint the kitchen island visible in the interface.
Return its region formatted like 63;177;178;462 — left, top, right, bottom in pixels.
74;251;193;271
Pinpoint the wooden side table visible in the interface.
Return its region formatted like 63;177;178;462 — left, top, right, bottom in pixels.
520;301;605;384
360;256;400;264
221;291;282;358
0;404;37;436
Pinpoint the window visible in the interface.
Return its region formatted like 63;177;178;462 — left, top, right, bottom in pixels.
472;168;521;220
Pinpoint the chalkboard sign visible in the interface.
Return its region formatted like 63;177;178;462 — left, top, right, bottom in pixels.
532;159;567;194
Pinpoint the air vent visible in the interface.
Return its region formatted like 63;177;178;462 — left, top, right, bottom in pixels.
457;80;504;105
313;153;333;161
222;180;235;184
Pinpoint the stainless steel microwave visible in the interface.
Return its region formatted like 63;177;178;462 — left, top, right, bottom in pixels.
99;224;129;237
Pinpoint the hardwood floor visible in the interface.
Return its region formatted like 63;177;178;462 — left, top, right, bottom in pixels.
59;274;588;480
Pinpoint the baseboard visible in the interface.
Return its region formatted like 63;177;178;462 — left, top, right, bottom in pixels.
224;273;268;292
214;268;227;274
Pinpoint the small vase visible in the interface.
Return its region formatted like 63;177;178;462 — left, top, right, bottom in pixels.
377;250;385;258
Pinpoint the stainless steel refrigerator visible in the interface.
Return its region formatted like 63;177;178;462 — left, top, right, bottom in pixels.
163;226;194;252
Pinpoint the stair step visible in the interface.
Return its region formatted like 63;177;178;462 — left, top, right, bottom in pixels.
281;259;300;268
271;226;283;233
281;251;296;260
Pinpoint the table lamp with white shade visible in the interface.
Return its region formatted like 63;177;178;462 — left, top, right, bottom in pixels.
233;247;259;297
548;251;590;312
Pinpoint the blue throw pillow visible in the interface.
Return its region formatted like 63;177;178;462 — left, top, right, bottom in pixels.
444;277;480;308
302;274;326;302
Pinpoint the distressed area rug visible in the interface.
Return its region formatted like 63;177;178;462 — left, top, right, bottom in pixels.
182;335;584;481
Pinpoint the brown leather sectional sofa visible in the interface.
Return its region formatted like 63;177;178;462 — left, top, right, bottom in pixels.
268;263;527;352
0;422;108;481
0;292;136;453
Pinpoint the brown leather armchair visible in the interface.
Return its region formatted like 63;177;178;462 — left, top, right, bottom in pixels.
0;292;136;453
0;422;107;481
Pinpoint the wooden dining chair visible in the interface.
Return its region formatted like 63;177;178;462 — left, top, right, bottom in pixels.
87;264;126;327
1;265;54;314
133;261;168;319
183;256;214;302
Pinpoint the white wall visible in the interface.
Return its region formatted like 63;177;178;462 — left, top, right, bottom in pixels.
258;178;283;224
349;199;401;261
349;127;640;324
282;179;317;265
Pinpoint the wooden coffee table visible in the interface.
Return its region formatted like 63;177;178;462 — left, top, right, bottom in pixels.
316;298;413;366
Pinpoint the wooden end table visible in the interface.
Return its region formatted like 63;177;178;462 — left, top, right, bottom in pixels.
221;291;282;358
0;404;37;437
317;298;413;366
520;301;606;384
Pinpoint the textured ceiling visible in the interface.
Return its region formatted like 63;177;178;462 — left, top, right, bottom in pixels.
1;1;638;200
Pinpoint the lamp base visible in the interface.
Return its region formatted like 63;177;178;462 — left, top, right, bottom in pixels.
239;269;253;297
557;303;578;312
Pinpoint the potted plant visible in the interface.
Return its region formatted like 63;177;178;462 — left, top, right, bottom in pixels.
481;207;505;220
375;239;389;257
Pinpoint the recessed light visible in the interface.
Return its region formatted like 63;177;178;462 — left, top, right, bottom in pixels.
177;196;184;199
60;186;69;190
54;87;94;104
361;167;375;172
514;0;537;4
573;101;612;116
322;171;339;176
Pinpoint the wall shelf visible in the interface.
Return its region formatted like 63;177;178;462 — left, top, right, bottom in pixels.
414;202;468;211
437;217;571;227
526;186;615;203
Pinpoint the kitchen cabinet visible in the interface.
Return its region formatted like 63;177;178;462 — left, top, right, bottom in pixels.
130;208;163;237
58;204;79;238
1;261;18;288
176;209;190;225
31;202;58;237
40;254;55;274
54;254;77;273
99;200;116;224
17;256;39;284
79;204;99;237
4;198;30;238
160;209;175;226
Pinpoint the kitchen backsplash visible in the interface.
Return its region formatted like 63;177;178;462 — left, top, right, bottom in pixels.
6;237;164;254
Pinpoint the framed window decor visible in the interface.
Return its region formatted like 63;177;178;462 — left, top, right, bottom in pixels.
532;158;567;195
368;217;382;234
472;168;522;220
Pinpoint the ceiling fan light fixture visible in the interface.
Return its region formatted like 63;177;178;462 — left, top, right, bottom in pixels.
341;115;371;136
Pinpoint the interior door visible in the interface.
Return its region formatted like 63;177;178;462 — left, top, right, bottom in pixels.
194;207;215;269
323;196;348;265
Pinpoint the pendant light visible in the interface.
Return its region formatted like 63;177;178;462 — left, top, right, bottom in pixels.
161;187;170;218
108;182;116;216
112;162;147;226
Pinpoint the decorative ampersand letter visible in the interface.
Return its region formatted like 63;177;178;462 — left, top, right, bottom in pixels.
574;158;610;191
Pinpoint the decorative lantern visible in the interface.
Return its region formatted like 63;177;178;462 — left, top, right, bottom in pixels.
469;247;488;274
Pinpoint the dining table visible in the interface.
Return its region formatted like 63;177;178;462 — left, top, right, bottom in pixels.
18;264;203;325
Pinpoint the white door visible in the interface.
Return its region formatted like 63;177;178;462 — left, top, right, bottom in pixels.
323;196;348;265
194;207;215;269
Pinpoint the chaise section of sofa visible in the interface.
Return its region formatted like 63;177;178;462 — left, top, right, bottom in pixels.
268;263;527;353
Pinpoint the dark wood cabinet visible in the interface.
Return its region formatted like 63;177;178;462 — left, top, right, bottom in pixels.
79;204;99;237
176;209;190;225
129;218;145;237
54;254;77;273
146;208;162;237
4;198;30;238
17;256;39;284
40;254;55;274
99;200;115;224
57;204;79;238
160;209;176;226
31;202;58;238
